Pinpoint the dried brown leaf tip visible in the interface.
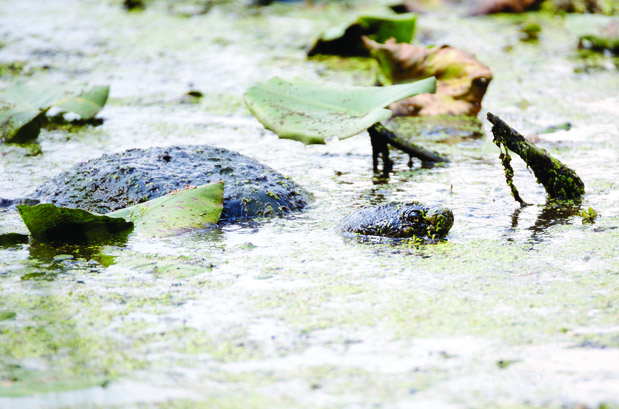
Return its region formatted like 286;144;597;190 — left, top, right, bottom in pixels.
470;0;541;15
363;38;492;117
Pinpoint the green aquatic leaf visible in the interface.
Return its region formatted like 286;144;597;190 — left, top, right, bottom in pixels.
0;83;110;143
52;85;110;119
244;76;436;145
17;204;133;243
109;181;224;237
0;311;16;321
18;183;224;242
308;13;417;57
17;182;224;242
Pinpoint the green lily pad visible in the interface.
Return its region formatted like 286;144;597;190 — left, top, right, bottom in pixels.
244;76;436;145
308;13;417;57
17;181;225;243
0;83;110;143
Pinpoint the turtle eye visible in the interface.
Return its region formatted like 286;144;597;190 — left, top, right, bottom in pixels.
402;209;423;224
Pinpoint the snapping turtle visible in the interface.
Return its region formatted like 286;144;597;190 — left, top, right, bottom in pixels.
338;202;454;240
2;145;310;223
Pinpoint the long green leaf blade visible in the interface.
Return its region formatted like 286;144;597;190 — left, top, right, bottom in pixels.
17;181;225;242
244;77;436;145
17;204;133;243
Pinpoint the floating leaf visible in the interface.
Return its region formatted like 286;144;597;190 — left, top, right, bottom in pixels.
0;83;110;143
244;76;436;145
52;86;110;119
17;204;133;243
308;13;417;57
109;181;224;237
0;310;17;321
17;182;224;242
566;14;619;55
364;38;492;116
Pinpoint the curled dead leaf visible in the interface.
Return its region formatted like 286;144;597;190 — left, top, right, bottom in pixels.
363;38;492;117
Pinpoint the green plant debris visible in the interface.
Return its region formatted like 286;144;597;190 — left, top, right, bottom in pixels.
580;206;598;223
307;13;417;57
0;62;25;77
520;22;542;42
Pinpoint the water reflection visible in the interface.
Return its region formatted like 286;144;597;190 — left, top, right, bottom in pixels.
18;235;128;280
0;233;29;248
509;198;582;244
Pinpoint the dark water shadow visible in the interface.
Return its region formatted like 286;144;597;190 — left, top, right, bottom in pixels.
509;198;582;245
21;231;130;280
0;233;29;248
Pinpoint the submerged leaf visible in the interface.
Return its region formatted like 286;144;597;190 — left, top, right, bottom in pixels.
0;83;109;143
109;181;224;237
244;76;436;145
364;38;492;117
17;182;225;242
307;13;417;57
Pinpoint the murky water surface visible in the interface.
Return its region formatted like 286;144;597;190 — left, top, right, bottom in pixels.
1;1;618;408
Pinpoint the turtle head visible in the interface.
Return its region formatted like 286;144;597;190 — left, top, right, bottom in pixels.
398;203;454;239
423;205;454;238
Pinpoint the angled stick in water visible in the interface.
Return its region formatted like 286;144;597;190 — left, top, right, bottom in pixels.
368;123;449;173
487;113;585;200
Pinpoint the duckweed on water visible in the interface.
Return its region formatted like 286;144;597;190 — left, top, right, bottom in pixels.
0;0;618;407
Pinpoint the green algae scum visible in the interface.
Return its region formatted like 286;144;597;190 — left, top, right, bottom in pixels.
1;1;619;409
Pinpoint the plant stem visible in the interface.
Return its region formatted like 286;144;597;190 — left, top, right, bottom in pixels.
487;113;585;200
368;123;449;173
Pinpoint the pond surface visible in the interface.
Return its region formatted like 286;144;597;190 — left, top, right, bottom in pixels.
1;1;618;408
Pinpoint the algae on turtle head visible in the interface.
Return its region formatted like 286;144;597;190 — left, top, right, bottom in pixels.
338;202;454;241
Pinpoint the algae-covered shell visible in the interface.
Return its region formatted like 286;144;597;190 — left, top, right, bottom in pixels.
338;202;454;239
26;145;310;223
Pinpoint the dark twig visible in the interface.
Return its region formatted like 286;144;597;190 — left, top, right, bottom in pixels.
368;122;449;174
487;112;585;200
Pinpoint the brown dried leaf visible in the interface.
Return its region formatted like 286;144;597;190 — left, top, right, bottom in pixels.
364;38;492;117
470;0;541;15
